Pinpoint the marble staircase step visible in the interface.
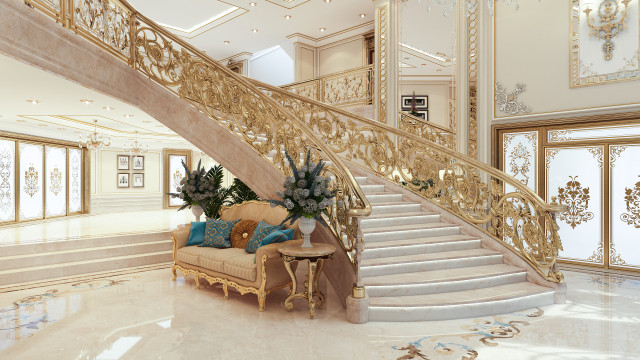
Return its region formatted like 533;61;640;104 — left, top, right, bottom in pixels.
0;240;172;271
362;222;461;243
360;212;441;229
370;202;423;215
368;282;555;321
0;251;173;286
365;193;404;204
366;234;478;249
363;239;481;260
360;184;386;194
364;264;527;297
360;248;503;277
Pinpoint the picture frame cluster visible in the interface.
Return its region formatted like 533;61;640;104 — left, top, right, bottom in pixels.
401;95;429;121
117;155;144;188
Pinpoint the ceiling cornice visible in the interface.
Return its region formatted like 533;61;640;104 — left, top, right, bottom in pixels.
286;20;374;47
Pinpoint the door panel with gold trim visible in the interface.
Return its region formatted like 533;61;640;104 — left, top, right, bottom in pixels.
610;144;640;269
502;131;538;193
546;146;604;264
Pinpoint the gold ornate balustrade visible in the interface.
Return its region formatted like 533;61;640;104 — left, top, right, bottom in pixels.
281;65;374;107
398;111;456;150
247;78;566;283
24;0;564;286
22;0;372;293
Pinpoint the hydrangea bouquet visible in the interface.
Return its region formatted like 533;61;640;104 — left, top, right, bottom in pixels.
168;160;229;219
270;150;337;227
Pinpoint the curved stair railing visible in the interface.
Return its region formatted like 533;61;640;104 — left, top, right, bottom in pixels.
23;0;372;295
24;0;564;290
398;111;456;150
248;78;566;284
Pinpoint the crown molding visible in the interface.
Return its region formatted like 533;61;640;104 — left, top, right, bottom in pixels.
286;20;374;47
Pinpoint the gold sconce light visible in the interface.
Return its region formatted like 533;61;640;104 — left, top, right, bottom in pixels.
583;0;632;61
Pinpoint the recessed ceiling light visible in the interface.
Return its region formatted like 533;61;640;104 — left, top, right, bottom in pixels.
436;69;443;72
251;28;258;33
224;40;230;44
359;13;366;18
404;57;409;60
80;99;93;104
103;106;115;111
249;2;256;6
421;63;427;66
38;124;48;127
142;120;152;123
284;15;291;19
319;27;326;32
123;114;134;118
26;99;40;104
324;0;332;3
16;119;27;123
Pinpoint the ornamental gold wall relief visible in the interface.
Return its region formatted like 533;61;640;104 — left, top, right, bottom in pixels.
49;168;62;196
621;176;640;228
0;151;12;214
23;165;39;198
509;143;531;186
558;176;595;229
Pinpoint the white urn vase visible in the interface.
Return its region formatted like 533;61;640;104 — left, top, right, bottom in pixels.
191;205;204;222
298;217;316;248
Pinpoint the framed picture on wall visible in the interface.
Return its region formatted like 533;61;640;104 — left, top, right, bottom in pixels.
401;95;428;110
132;173;144;188
132;155;144;170
117;173;130;188
415;110;429;121
117;155;130;170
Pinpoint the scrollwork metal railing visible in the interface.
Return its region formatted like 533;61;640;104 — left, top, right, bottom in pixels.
398;111;456;150
247;78;566;283
281;65;374;107
23;0;372;295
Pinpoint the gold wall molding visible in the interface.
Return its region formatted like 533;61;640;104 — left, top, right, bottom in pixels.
376;3;389;123
609;144;628;166
495;82;531;115
621;175;640;228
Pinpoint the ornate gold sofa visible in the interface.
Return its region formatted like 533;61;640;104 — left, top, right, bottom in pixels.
171;201;301;311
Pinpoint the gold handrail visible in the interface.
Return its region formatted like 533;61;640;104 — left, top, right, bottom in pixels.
23;0;371;287
398;111;456;150
281;65;374;107
248;76;566;283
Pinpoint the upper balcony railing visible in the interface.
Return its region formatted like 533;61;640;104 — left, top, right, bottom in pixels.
398;111;456;150
281;65;374;107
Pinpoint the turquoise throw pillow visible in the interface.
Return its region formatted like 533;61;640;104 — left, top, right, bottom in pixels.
200;219;241;248
245;221;283;254
186;222;206;246
259;229;294;248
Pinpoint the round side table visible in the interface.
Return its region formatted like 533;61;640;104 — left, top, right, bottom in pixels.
278;242;336;319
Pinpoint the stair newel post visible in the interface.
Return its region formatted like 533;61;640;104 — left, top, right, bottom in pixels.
346;218;369;324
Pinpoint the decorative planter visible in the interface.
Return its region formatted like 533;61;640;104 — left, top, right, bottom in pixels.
191;205;204;222
298;217;316;248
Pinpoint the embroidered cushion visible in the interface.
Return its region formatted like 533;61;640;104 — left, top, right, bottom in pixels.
200;219;241;248
230;219;258;249
245;221;283;254
186;222;206;246
259;229;294;248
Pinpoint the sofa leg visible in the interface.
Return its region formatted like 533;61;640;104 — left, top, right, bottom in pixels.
171;265;177;281
194;276;200;290
223;283;229;300
258;291;266;312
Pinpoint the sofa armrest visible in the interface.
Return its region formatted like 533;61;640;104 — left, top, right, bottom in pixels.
256;239;304;261
171;228;191;257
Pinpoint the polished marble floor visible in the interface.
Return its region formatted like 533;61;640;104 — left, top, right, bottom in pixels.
0;210;193;246
0;268;639;360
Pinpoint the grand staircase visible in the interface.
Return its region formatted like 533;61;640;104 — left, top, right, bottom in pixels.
2;0;566;322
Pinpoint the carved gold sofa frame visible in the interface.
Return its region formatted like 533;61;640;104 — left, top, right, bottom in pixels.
171;201;300;311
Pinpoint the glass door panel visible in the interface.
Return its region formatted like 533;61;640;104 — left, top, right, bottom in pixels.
0;139;16;222
68;148;83;213
19;143;44;220
502;131;538;193
45;146;67;217
546;146;604;264
610;144;640;269
168;155;187;207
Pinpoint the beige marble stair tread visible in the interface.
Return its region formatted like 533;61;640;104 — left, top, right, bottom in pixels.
368;282;553;307
0;251;172;274
363;264;525;286
367;235;479;249
371;202;421;206
362;222;459;234
362;211;439;219
361;248;501;266
0;240;172;260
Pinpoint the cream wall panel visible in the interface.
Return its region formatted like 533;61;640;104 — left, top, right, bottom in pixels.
90;149;96;194
299;47;316;81
319;39;364;76
494;0;640;119
249;47;294;86
400;82;449;129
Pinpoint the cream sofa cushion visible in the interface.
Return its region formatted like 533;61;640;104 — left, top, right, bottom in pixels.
224;252;258;282
176;246;258;281
176;246;210;267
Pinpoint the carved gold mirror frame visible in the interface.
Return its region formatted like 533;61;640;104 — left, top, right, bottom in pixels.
570;0;640;88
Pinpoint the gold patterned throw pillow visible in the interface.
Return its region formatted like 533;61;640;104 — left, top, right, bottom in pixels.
230;219;258;249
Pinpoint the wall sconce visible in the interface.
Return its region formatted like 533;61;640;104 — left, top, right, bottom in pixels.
584;0;632;60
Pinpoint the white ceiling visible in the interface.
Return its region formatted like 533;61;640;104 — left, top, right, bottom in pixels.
127;0;374;61
0;54;195;150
